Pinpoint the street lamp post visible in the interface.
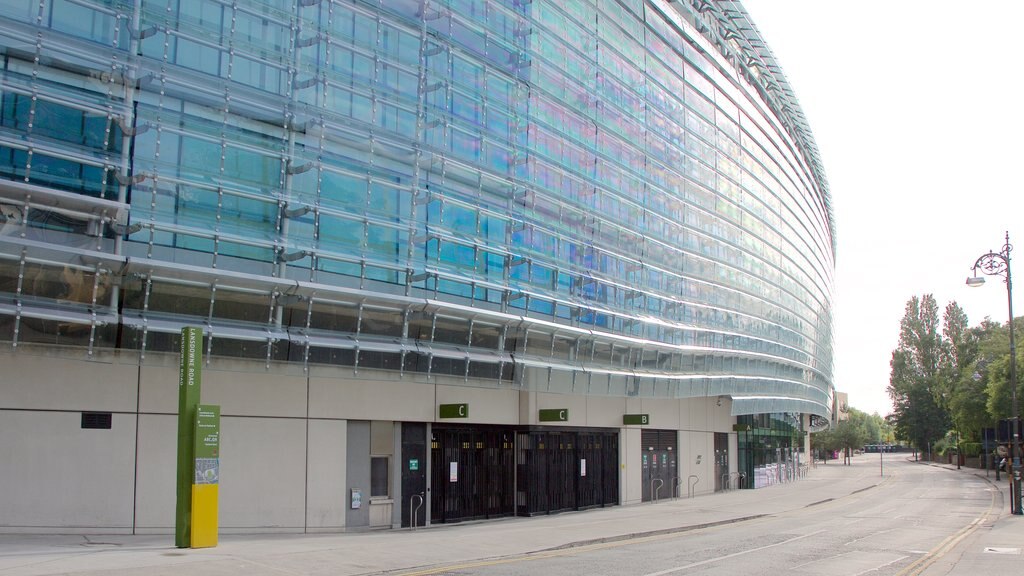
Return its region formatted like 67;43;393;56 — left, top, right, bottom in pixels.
967;231;1022;515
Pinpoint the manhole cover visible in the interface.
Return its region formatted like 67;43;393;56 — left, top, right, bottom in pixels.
983;547;1020;555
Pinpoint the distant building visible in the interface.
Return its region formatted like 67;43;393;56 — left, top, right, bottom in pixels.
0;0;835;532
835;392;850;423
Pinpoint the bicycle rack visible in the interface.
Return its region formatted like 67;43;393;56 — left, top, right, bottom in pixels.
672;476;681;499
651;478;664;503
410;493;424;530
687;475;699;498
723;471;746;490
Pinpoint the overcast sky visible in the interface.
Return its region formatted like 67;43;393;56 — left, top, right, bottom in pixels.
738;1;1024;416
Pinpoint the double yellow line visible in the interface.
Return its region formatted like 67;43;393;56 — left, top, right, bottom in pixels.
895;488;999;576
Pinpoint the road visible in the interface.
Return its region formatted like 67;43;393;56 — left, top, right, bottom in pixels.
386;456;1000;576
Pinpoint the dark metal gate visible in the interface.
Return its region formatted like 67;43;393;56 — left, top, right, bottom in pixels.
430;426;515;523
400;423;426;528
517;429;618;516
641;429;677;501
576;430;618;510
714;432;729;492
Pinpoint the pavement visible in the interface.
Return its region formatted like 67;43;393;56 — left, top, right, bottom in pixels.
1;455;1022;576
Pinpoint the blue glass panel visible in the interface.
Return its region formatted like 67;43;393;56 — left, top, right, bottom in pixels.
366;223;400;262
175;38;221;75
50;0;116;44
0;0;34;22
179;136;221;183
319;214;361;250
320;169;365;209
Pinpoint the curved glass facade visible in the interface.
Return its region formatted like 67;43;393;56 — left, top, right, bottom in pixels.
0;0;834;418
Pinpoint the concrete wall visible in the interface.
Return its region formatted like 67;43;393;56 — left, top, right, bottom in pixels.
0;345;751;533
680;396;736;496
620;426;642;505
345;421;370;529
0;349;139;533
0;410;137;531
307;419;347;532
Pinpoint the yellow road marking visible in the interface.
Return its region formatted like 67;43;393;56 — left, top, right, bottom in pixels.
894;484;999;576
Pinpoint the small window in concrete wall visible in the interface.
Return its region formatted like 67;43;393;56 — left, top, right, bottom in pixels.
371;456;390;497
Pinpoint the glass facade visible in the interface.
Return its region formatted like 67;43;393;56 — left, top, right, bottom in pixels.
737;412;804;488
0;0;834;417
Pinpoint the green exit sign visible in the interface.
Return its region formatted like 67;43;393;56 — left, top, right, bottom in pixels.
439;403;469;418
539;409;568;422
623;414;650;425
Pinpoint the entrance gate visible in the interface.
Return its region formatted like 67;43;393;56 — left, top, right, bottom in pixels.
641;429;677;501
714;432;729;491
400;423;427;527
516;429;619;516
430;426;515;523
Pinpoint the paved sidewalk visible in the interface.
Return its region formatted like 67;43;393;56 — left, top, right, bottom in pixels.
1;456;1020;576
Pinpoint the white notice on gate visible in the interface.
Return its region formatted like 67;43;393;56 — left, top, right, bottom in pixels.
581;458;587;477
449;461;458;482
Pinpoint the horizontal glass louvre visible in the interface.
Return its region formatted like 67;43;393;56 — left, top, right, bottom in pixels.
0;0;835;415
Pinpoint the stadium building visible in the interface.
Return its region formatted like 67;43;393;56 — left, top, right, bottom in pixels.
0;0;835;533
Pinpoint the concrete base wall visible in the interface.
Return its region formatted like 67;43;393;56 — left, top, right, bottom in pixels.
0;345;747;533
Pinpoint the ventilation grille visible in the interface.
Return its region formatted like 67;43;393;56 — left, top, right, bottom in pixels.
81;412;112;429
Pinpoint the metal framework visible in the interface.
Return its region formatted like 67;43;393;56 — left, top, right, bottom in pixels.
0;0;836;420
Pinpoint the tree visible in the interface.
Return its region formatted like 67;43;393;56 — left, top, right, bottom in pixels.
940;301;975;384
837;420;868;462
935;301;977;455
985;345;1024;421
952;320;1002;438
862;412;881;444
888;295;950;453
811;406;878;464
812;419;868;465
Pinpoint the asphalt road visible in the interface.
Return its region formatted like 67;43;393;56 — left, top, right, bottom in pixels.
385;456;1000;576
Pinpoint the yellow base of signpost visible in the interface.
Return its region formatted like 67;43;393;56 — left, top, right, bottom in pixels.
190;484;219;548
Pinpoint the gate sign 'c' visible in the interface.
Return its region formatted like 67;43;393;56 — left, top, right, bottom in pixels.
439;403;469;418
539;409;569;422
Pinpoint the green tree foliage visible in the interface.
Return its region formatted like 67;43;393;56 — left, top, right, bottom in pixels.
985;343;1024;421
936;302;978;444
811;407;883;462
953;320;1004;437
886;288;1024;456
887;295;950;451
860;410;881;444
940;301;974;383
832;418;868;458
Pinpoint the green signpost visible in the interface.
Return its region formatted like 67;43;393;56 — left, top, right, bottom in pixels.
175;327;203;548
191;404;220;548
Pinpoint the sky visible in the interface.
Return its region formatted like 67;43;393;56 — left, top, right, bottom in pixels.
739;1;1024;416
